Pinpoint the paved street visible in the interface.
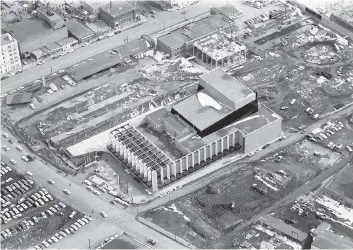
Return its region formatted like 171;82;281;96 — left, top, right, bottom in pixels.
1;0;228;94
1;127;185;249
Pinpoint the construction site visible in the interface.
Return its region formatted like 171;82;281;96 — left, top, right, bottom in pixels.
193;31;247;70
1;0;353;248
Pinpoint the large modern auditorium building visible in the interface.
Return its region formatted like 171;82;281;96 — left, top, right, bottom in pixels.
108;69;282;192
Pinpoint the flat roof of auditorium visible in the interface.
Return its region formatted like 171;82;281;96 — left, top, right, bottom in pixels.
172;88;233;131
177;104;280;153
200;69;254;106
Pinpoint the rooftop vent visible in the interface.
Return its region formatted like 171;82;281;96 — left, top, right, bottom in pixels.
47;9;54;16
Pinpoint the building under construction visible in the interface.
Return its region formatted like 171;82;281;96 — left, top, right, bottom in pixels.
193;30;247;70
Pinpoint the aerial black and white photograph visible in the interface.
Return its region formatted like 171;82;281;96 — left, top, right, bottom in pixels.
0;0;353;249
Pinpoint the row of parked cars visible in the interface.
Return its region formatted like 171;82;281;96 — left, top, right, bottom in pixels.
0;165;12;178
308;121;353;152
0;202;68;241
1;177;34;209
1;187;52;224
32;215;92;249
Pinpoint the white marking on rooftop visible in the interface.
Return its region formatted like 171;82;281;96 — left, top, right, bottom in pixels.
197;92;222;110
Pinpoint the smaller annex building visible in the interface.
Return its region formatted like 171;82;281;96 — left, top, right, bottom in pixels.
108;69;282;192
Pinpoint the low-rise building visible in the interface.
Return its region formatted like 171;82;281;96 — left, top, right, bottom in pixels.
37;6;65;30
81;1;106;15
1;1;29;16
311;222;353;249
99;1;139;29
1;33;22;75
157;14;234;59
210;3;243;20
65;19;95;43
2;17;68;56
259;215;308;244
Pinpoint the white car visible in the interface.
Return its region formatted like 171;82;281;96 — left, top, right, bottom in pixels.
26;171;33;176
2;133;9;138
145;189;152;195
63;189;71;195
29;104;36;109
93;190;101;195
10;159;17;165
100;211;107;218
22;156;29;162
83;180;92;186
16;145;23;151
48;179;55;184
69;211;77;218
3;145;10;151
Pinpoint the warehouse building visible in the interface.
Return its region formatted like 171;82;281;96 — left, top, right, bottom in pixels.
2;17;68;56
311;222;353;249
99;1;139;29
108;69;282;192
65;37;151;81
157;14;234;59
259;215;308;244
65;19;95;43
1;33;22;75
210;3;243;20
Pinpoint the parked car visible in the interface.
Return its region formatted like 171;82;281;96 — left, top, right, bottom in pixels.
63;189;71;195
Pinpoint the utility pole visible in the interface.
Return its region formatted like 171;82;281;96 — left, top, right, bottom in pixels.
88;239;91;249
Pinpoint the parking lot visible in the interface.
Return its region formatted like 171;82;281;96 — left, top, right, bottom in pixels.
0;155;93;249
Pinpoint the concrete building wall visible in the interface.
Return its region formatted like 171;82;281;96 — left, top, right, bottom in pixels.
20;27;68;54
37;7;65;30
164;130;242;179
199;78;256;110
242;117;282;154
99;10;136;28
1;33;22;75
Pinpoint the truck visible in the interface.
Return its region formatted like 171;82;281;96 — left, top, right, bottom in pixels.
252;183;267;194
49;83;58;92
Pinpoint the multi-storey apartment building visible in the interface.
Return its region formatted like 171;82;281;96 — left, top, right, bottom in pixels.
1;33;22;75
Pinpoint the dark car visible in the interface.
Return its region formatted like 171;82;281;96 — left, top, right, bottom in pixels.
147;239;156;245
284;218;295;224
316;71;332;80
